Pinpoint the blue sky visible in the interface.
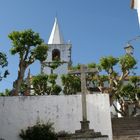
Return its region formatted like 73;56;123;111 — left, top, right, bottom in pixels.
0;0;139;92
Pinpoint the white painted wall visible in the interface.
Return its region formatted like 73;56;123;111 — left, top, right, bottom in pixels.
0;94;112;140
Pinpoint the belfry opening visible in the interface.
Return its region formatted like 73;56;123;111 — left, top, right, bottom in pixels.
52;49;60;61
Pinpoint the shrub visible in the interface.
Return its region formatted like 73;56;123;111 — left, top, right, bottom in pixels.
57;131;71;137
19;122;57;140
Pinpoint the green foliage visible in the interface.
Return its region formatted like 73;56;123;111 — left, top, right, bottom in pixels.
61;74;81;95
32;74;61;95
32;74;49;95
51;85;62;95
92;75;109;87
0;52;9;81
0;52;8;67
93;55;137;95
8;29;48;95
120;84;136;100
130;76;140;87
119;54;137;72
49;60;62;70
33;43;48;62
48;74;58;84
116;76;140;116
70;64;81;70
20;81;28;94
9;29;48;63
99;56;119;73
136;88;140;99
86;55;138;116
9;29;43;55
0;89;11;96
61;64;81;95
19;122;57;140
87;63;97;69
119;76;140;101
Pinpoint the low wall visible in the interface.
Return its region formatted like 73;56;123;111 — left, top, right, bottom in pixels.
0;94;112;140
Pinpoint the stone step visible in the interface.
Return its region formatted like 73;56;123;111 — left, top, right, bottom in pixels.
112;117;140;121
112;125;140;129
113;128;140;132
112;121;140;124
113;130;140;136
113;135;140;140
112;125;140;130
113;123;140;126
112;121;140;125
112;117;140;136
113;121;140;124
112;118;140;123
113;126;140;130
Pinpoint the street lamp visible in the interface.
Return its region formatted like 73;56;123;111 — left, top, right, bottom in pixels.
124;43;134;55
124;35;140;55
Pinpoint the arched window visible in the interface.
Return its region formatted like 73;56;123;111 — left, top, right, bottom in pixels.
52;49;60;61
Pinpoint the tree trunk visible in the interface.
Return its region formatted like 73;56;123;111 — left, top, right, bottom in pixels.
13;61;26;95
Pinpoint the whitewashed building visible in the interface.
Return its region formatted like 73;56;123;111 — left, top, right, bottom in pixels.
41;17;72;87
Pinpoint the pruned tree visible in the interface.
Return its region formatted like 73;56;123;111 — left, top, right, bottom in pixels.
114;76;140;116
61;74;81;95
89;55;137;116
92;55;136;96
8;29;48;95
32;74;61;95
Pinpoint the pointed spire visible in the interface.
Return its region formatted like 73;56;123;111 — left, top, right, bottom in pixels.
48;17;64;44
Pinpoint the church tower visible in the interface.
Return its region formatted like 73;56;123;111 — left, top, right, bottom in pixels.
41;17;72;85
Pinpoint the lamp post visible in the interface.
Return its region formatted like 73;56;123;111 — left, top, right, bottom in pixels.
124;43;134;55
124;35;140;55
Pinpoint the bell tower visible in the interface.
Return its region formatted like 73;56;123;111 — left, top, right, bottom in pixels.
41;17;72;85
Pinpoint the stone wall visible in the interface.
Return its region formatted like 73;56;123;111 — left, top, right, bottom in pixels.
0;94;112;140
